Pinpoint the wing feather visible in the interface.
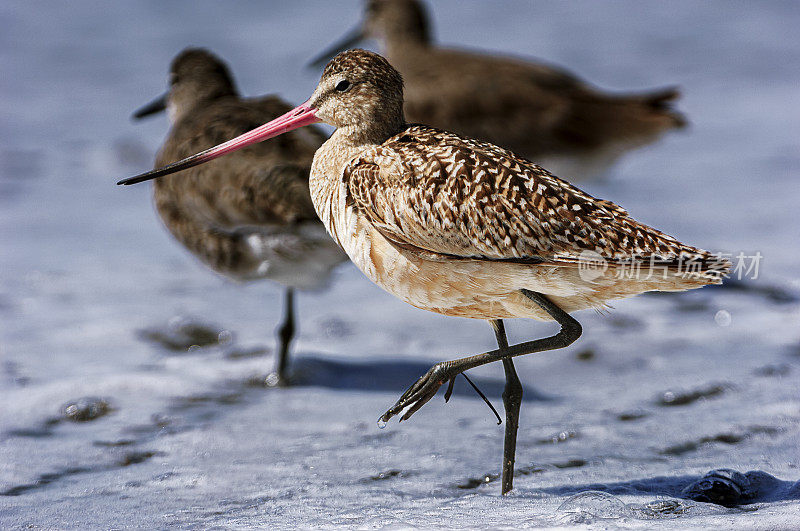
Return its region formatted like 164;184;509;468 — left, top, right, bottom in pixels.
344;125;719;271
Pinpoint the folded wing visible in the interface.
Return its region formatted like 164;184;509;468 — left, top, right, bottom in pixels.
344;125;724;278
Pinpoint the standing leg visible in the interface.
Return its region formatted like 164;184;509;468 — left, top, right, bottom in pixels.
382;292;579;494
491;319;523;495
381;289;582;493
270;287;295;386
383;291;579;422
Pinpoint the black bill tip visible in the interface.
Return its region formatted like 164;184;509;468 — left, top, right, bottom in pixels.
118;150;208;185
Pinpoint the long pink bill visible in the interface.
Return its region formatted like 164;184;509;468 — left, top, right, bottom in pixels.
117;102;320;185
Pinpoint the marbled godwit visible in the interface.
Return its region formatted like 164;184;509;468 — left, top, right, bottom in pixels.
311;0;686;181
131;48;346;384
120;50;729;493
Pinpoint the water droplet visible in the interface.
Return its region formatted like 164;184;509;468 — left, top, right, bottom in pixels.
714;310;732;327
264;373;280;387
217;330;233;344
377;418;387;430
557;491;630;521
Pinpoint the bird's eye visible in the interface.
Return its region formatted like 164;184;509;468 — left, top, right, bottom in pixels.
335;79;352;92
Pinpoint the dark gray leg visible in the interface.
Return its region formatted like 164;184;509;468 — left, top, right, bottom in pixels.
491;319;523;495
272;287;295;385
381;290;581;475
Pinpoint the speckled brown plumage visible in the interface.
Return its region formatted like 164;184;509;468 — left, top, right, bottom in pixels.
325;0;686;180
301;50;727;321
344;124;715;267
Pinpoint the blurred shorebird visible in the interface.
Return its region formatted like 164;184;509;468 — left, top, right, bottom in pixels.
131;48;346;384
120;49;729;494
311;0;686;181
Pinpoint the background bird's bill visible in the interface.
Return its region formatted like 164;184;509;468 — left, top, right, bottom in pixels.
131;93;168;120
117;102;320;186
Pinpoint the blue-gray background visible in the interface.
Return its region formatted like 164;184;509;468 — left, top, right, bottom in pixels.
1;1;798;527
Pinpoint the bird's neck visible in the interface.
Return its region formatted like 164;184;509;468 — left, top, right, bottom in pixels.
383;33;431;60
379;8;432;51
170;89;237;125
333;115;406;148
310;113;405;198
311;131;370;186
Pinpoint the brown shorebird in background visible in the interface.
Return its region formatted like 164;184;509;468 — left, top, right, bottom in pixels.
311;0;686;181
120;50;729;494
131;48;346;384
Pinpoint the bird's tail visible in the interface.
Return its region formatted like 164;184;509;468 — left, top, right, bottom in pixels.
636;86;687;129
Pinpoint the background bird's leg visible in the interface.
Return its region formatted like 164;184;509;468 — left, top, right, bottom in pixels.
382;291;581;436
491;319;522;495
272;287;295;385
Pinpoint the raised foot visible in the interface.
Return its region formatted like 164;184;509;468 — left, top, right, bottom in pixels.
380;363;452;423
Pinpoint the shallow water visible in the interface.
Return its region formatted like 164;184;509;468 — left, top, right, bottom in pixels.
1;1;799;528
